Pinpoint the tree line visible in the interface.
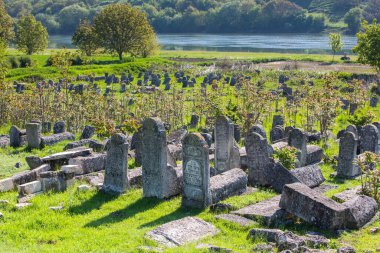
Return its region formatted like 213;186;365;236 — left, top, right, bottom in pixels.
3;0;380;35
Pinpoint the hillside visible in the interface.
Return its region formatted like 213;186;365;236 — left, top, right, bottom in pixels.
3;0;379;35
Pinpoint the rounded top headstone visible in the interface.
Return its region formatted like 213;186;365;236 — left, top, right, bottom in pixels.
111;133;127;145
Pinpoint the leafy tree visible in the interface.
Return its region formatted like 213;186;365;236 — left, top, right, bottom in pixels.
16;15;48;55
0;0;15;43
344;8;362;34
353;20;380;72
329;33;343;61
72;19;98;56
58;4;91;34
93;3;157;60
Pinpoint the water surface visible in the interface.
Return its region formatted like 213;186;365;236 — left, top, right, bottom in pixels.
49;34;357;54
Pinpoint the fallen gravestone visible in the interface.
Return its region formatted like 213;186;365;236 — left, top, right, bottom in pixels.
145;217;218;247
210;168;247;204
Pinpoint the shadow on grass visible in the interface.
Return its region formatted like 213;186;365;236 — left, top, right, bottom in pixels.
84;197;164;228
68;191;118;215
138;206;203;229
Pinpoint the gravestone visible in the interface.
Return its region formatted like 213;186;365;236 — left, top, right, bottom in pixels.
270;126;285;143
337;132;359;178
190;115;200;128
245;132;272;186
142;118;181;199
360;124;379;154
370;96;378;107
26;123;41;149
272;115;285;128
346;125;359;140
250;124;267;139
53;121;65;134
288;128;307;167
9;126;24;148
233;124;241;142
80;125;95;140
214;116;240;173
182;133;211;209
103;134;129;194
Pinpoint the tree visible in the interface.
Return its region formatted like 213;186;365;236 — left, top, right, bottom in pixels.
353;20;380;73
329;33;343;61
0;0;15;43
72;19;98;56
58;4;90;34
93;3;157;60
344;8;362;34
16;15;48;55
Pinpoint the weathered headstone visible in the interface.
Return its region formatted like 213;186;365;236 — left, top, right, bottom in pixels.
288;128;307;167
245;132;272;186
214;116;240;173
182;133;211;208
272;115;285;128
103;133;129;194
142;118;181;199
270;126;285;143
53;121;65;134
250;124;267;139
346;125;359;140
9;126;24;148
234;124;241;142
360;124;379;154
26;123;41;149
80;125;95;140
337;132;360;178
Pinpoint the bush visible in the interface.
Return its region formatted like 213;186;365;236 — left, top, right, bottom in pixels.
19;56;33;68
357;152;380;204
8;57;19;69
46;54;84;66
274;146;298;170
8;56;34;68
347;108;375;127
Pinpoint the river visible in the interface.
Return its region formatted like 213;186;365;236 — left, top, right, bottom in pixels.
49;34;357;54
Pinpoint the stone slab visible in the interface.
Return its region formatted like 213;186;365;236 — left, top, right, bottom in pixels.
306;145;324;165
68;153;106;175
41;132;75;147
0;178;14;192
343;195;378;229
332;187;361;203
232;195;286;226
18;181;42;196
210;168;247;204
215;214;256;226
145;217;218;247
290;164;325;188
42;148;92;162
279;183;348;230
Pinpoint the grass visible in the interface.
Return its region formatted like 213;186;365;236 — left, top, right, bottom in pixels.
159;50;359;63
0;163;379;252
